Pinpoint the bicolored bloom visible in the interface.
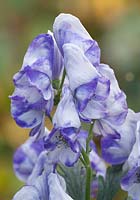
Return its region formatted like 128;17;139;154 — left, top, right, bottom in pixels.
94;64;127;127
101;109;139;165
53;13;100;67
63;44;110;121
10;33;63;130
44;86;82;166
13;172;74;200
13;128;49;182
121;119;140;200
53;13;127;131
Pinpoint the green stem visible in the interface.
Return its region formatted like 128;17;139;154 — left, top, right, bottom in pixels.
86;121;94;153
81;122;94;200
81;149;91;200
59;69;66;92
80;156;87;167
86;166;92;200
54;69;66;105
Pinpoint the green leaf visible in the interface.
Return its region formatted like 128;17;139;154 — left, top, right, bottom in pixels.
58;162;86;200
97;164;125;200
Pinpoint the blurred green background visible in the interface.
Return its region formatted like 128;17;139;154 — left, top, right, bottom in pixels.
0;0;140;199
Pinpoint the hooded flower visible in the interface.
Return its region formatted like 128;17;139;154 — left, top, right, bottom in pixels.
53;13;100;67
63;44;110;121
10;33;63;130
13;128;49;182
44;86;82;166
13;172;74;200
53;13;127;134
101;109;139;165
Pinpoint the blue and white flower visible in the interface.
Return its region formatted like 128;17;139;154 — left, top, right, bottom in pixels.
13;172;74;200
44;86;82;166
121;118;140;200
13;128;49;182
10;33;63;131
53;13;100;67
100;109;139;165
63;44;110;121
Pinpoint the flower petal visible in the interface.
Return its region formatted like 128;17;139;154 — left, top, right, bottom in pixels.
97;64;128;125
22;34;54;78
48;173;74;200
12;186;40;200
13;137;44;182
63;44;99;92
53;13;100;66
121;166;140;200
75;79;98;112
80;99;107;121
10;85;45;128
53;86;81;129
101;110;138;164
89;141;106;178
48;30;64;80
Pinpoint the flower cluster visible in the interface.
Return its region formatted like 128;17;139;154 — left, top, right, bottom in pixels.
11;13;140;200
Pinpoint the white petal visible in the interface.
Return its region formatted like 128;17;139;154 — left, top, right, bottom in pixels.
12;186;40;200
63;44;99;91
53;86;81;128
48;173;74;200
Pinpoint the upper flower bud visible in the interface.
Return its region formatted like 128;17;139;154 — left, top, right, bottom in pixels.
53;13;100;67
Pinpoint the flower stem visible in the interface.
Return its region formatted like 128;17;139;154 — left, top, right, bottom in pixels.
81;121;94;200
81;149;91;200
54;69;66;105
86;121;94;153
86;166;92;200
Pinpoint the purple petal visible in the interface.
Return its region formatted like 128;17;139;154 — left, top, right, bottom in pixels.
89;142;106;178
53;13;100;66
48;173;74;200
44;128;80;167
75;78;98;112
53;86;81;129
10;87;44;128
27;151;54;185
10;70;54;128
21;34;54;79
63;44;99;91
48;31;64;80
13;137;44;182
97;64;128;125
101;110;138;164
93;76;110;101
121;166;140;200
80;99;107;121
